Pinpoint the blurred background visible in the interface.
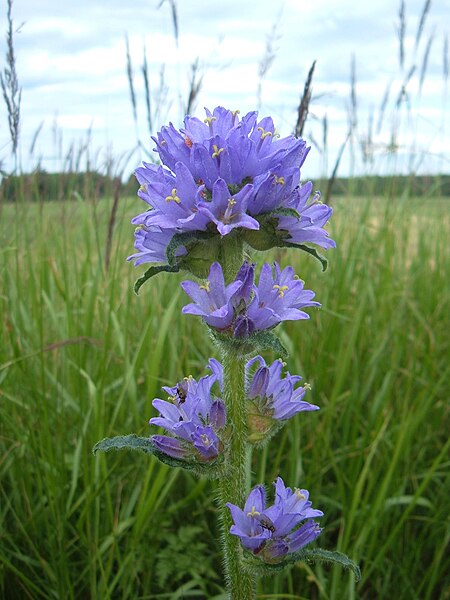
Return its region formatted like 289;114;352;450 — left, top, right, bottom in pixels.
0;0;449;598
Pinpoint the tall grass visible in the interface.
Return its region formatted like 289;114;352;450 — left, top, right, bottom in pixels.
1;192;448;599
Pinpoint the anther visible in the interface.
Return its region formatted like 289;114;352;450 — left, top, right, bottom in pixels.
212;144;225;158
295;488;307;500
247;506;261;518
223;198;236;223
165;188;181;203
273;175;285;185
139;184;147;192
184;137;193;148
257;126;273;140
273;284;289;298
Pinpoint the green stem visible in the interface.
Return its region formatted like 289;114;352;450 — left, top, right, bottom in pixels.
217;237;256;599
219;350;256;600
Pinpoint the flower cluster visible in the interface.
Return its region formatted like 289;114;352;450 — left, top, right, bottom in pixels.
150;355;318;457
149;359;226;462
181;261;319;337
227;477;323;562
128;107;335;267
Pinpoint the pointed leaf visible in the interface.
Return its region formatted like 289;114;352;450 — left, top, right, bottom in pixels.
134;264;180;295
93;434;154;454
297;548;361;580
92;434;227;478
279;242;328;271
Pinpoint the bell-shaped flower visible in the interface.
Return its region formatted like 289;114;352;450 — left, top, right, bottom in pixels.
246;356;319;422
181;262;243;330
277;184;336;250
198;179;259;236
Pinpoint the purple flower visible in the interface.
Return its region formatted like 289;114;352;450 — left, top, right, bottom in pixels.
181;261;319;337
227;485;271;552
127;224;185;266
246;356;319;432
226;477;323;562
133;161;211;233
129;107;335;266
181;262;243;330
277;184;336;250
247;263;320;330
197;178;259;236
149;360;226;463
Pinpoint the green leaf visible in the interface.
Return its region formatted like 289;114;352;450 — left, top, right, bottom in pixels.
93;434;155;454
299;548;361;581
244;210;329;271
134;264;180;295
279;242;328;271
166;231;215;267
92;434;227;478
242;547;361;581
210;329;288;359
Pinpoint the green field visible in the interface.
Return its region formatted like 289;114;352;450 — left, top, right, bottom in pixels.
1;194;449;599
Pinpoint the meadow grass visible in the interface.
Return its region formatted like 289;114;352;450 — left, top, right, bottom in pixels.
0;193;449;599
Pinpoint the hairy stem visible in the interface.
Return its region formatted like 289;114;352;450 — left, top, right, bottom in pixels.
218;237;256;599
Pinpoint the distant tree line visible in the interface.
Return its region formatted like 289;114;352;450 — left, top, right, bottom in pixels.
314;174;450;199
0;170;135;202
0;170;449;202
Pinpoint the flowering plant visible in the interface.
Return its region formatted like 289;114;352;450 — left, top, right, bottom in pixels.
94;107;359;598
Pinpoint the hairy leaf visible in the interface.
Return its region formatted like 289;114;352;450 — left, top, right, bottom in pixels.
242;546;361;580
92;434;227;478
93;434;154;454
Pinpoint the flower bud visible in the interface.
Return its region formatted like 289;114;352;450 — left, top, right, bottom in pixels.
262;539;289;562
233;261;255;305
233;314;255;338
152;435;188;459
248;366;269;399
210;400;226;430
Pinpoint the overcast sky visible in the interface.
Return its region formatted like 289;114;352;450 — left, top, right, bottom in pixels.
0;0;448;178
